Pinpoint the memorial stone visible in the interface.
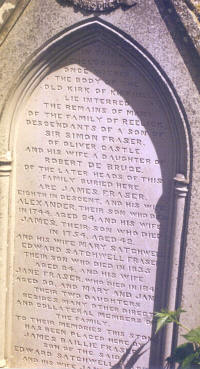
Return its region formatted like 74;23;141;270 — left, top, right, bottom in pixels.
0;1;200;369
11;41;175;368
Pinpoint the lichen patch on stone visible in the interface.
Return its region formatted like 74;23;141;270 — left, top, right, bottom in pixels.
0;1;15;25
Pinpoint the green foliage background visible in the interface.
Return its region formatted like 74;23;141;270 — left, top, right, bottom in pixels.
155;308;200;369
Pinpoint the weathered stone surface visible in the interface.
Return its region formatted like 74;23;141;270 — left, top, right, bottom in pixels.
169;0;200;56
10;40;177;368
0;0;31;46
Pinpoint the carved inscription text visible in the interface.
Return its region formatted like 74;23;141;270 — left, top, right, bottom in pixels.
11;43;175;368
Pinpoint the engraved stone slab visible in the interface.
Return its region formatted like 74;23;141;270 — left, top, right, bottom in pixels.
10;41;175;368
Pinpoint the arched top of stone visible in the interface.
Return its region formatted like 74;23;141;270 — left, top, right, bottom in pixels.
0;17;191;180
0;17;193;369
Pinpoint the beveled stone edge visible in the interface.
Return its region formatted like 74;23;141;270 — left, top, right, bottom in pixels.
174;173;190;185
0;18;192;179
0;152;12;175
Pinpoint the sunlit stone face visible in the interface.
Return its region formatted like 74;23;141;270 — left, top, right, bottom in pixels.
11;41;175;368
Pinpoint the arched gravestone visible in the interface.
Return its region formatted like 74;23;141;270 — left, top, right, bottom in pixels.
0;19;190;369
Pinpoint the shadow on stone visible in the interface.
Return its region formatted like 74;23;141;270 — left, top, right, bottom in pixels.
111;340;149;369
